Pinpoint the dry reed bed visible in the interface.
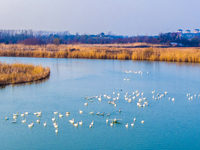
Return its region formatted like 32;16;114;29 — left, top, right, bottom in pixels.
0;62;50;86
0;44;200;63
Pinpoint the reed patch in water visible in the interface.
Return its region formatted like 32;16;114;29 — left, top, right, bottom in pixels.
0;62;50;86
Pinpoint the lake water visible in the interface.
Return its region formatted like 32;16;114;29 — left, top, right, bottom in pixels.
0;57;200;150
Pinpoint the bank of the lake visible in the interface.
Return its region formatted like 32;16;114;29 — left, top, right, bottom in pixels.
0;62;50;86
0;43;200;63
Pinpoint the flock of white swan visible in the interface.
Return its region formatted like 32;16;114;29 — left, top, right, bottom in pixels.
5;89;174;134
123;70;148;81
4;70;200;134
187;93;200;100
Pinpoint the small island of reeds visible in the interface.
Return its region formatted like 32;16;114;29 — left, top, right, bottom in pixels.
0;62;50;86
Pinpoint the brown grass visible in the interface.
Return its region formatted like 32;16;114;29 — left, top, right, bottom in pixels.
0;43;200;63
0;62;50;86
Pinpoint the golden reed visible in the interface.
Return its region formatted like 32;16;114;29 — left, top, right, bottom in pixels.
0;62;50;86
0;44;200;63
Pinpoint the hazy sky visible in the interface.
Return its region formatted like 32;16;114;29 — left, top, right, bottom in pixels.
0;0;200;36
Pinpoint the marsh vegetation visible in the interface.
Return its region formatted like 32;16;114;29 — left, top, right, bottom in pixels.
0;62;50;86
0;43;200;63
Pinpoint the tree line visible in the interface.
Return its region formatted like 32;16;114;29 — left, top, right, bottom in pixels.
0;30;199;47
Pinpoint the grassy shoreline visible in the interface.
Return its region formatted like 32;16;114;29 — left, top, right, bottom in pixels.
0;62;50;86
0;43;200;63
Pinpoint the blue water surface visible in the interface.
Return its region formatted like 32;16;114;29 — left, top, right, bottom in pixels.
0;57;200;150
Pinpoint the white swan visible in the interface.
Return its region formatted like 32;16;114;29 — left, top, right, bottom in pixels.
66;112;70;116
84;102;88;106
134;118;136;121
21;113;25;117
28;124;33;128
79;121;83;125
91;121;94;126
69;118;74;124
43;122;47;127
34;112;37;115
54;124;58;128
74;122;78;127
22;118;26;123
25;112;29;115
59;113;63;118
106;118;109;123
89;111;94;115
131;122;134;127
79;110;83;114
125;123;128;128
110;122;113;126
100;112;105;116
107;96;111;99
53;121;57;126
13;116;17;119
52;117;55;121
141;120;144;124
37;119;40;123
12;119;17;123
54;111;58;115
172;98;175;101
89;124;92;128
28;122;34;128
106;113;110;116
55;129;58;133
13;112;19;116
5;116;9;120
37;111;42;115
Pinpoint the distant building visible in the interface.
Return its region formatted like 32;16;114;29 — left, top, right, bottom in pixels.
194;29;199;33
185;30;191;33
178;29;183;33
